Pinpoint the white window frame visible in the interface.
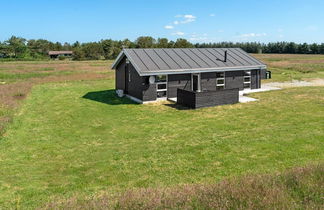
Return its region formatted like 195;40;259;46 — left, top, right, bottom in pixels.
156;75;168;98
216;71;225;89
191;73;201;92
244;70;251;88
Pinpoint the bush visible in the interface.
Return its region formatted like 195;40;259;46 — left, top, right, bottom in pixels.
58;55;65;60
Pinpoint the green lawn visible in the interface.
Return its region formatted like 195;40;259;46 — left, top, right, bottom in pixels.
0;78;323;208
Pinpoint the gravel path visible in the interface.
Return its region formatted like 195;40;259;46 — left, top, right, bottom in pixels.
264;79;324;88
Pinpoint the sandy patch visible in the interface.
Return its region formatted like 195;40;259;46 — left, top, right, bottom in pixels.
264;79;324;88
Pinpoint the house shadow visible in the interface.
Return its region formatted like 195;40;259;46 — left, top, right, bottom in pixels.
164;102;191;110
82;89;137;105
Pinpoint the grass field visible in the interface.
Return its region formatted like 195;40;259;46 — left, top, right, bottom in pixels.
0;60;112;136
253;54;324;81
0;55;323;208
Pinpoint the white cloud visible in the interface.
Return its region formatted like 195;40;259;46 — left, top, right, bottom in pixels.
217;29;224;33
210;14;215;17
234;32;267;41
183;14;195;19
164;25;174;29
172;31;185;36
239;33;267;38
189;37;208;41
173;14;196;24
164;14;196;31
189;33;209;42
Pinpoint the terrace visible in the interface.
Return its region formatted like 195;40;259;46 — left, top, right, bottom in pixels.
171;85;281;108
176;88;239;109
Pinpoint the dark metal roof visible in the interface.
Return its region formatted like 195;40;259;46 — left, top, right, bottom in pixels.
112;48;266;76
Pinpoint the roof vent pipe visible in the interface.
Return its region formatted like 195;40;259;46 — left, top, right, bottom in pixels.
224;50;227;62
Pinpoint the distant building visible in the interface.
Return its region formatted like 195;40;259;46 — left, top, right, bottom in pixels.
48;51;73;59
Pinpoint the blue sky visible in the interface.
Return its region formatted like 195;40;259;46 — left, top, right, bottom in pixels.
0;0;323;43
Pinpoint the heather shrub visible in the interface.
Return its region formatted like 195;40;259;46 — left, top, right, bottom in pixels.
43;163;324;209
58;55;65;60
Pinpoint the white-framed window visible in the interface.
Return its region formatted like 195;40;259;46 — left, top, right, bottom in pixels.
244;70;251;89
216;72;225;90
156;75;167;98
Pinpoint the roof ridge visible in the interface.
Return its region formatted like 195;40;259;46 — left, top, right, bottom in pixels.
124;47;242;50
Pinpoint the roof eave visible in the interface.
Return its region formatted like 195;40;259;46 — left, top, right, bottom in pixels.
138;65;267;76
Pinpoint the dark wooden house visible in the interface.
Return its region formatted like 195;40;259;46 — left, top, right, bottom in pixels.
112;48;268;108
48;51;73;59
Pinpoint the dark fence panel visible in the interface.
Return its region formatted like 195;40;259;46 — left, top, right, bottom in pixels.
177;88;239;109
177;88;196;108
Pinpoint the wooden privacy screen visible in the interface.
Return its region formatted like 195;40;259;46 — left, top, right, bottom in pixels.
177;88;239;109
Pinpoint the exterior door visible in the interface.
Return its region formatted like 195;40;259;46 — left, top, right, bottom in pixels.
124;64;129;93
192;73;201;92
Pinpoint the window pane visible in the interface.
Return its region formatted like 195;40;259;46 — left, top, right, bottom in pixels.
244;77;250;82
244;71;251;76
157;83;166;90
216;86;224;90
157;91;167;98
216;72;224;78
217;79;224;85
156;75;167;82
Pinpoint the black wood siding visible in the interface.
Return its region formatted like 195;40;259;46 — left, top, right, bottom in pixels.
115;59;157;102
177;88;239;109
251;70;257;89
115;57;126;90
167;74;191;98
225;71;244;90
251;69;262;89
127;63;143;100
258;70;261;88
142;76;157;101
201;72;217;91
260;69;267;79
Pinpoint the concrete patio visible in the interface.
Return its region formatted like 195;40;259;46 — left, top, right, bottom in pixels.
239;85;281;103
239;85;281;96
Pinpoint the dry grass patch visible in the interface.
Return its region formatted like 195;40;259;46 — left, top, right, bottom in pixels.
43;163;324;210
253;54;324;82
0;60;113;139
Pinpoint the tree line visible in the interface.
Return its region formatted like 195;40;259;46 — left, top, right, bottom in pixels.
1;36;324;60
